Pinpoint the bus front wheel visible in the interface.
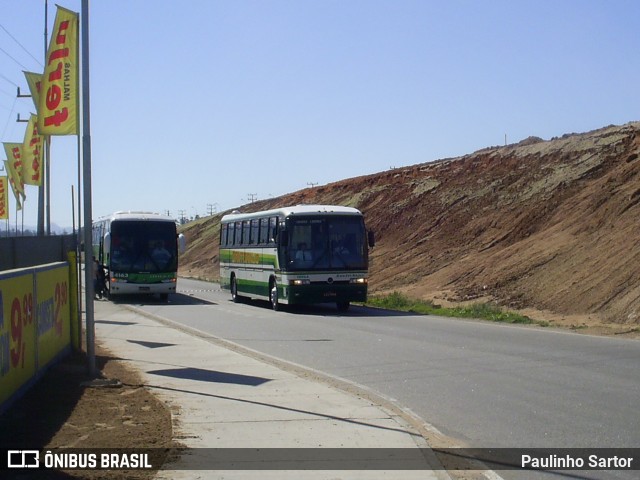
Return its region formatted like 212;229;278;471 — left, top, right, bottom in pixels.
231;276;240;303
269;280;279;311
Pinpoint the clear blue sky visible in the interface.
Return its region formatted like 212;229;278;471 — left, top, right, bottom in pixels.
1;0;639;230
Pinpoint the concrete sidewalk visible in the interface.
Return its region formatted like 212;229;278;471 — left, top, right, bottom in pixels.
93;299;450;479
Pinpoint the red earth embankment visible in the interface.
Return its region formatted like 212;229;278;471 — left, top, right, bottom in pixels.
180;122;640;335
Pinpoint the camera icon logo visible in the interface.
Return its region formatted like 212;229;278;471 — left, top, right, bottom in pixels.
7;450;40;468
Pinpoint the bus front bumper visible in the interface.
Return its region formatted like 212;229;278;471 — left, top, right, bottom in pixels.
285;283;367;305
109;280;177;295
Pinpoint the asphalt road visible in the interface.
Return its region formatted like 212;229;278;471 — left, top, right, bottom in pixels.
126;278;639;468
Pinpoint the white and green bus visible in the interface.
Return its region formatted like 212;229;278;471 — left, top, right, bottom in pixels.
219;205;375;311
92;211;186;300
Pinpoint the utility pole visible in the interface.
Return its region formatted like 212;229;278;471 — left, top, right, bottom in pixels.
306;182;318;188
15;93;46;236
207;203;218;216
247;193;257;203
178;209;186;224
81;0;96;376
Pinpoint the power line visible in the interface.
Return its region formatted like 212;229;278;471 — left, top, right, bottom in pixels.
0;23;43;67
1;95;17;139
0;72;19;87
0;86;14;98
0;45;30;70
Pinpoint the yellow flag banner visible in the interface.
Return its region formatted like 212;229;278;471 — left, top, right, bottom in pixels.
22;114;43;186
3;143;25;199
24;71;43;113
38;6;79;136
0;176;8;220
3;161;21;210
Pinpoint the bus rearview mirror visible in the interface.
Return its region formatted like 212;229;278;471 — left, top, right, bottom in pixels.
178;233;186;254
103;232;111;253
368;230;375;248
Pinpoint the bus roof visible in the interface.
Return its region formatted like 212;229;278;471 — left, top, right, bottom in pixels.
221;205;363;223
95;211;177;224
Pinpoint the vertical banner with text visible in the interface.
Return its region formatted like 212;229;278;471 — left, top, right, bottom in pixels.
3;161;20;210
3;144;25;202
23;71;43;113
22;115;43;186
0;176;8;220
38;6;79;136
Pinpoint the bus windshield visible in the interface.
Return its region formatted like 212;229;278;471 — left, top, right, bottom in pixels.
286;216;367;271
110;221;177;273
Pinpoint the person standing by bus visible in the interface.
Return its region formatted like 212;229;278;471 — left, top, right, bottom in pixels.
93;256;106;299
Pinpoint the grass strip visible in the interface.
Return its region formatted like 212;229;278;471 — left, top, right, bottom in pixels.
365;291;543;325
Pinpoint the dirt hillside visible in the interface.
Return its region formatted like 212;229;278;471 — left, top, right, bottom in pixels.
179;122;640;333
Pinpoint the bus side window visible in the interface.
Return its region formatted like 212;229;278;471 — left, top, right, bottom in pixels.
227;223;234;246
235;222;243;246
242;221;251;246
250;219;259;245
220;224;227;246
259;218;269;245
268;217;277;245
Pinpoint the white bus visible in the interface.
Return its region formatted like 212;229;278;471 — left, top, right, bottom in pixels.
219;205;375;311
92;211;186;300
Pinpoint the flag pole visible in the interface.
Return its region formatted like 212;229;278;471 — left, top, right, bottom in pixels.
38;0;48;236
44;0;51;236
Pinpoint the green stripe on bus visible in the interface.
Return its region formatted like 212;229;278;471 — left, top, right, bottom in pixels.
235;278;270;297
220;250;278;268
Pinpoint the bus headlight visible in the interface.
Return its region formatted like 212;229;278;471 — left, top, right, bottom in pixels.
290;279;310;286
350;278;367;284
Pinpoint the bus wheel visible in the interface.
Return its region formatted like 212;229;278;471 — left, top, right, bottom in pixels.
269;280;279;311
231;276;240;303
337;301;350;312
